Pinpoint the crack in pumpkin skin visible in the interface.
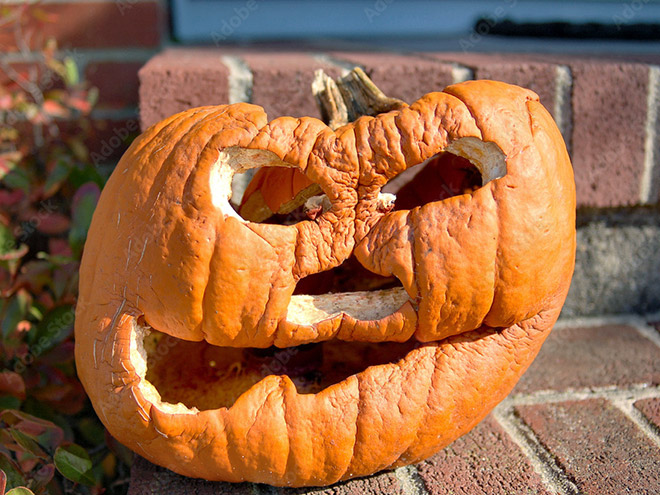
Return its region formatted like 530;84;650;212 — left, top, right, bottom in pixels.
75;80;576;486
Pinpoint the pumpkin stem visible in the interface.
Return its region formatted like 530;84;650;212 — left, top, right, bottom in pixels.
312;67;406;129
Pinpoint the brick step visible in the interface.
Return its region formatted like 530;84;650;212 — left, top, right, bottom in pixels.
127;317;660;495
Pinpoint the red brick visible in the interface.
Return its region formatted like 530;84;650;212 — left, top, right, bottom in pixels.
85;61;145;109
430;53;560;122
416;415;551;495
570;61;649;207
242;52;341;120
128;455;256;495
634;398;660;428
514;324;660;394
329;52;455;104
516;399;660;494
138;48;230;129
283;471;404;495
128;456;405;494
0;2;163;51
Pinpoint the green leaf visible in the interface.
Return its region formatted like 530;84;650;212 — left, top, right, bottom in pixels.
0;396;21;410
43;159;71;198
2;169;31;194
0;223;15;256
30;305;74;356
62;58;79;87
67;165;105;190
54;444;95;486
6;487;36;495
1;291;29;340
68;183;99;257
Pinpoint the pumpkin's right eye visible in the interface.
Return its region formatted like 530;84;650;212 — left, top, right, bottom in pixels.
382;137;507;211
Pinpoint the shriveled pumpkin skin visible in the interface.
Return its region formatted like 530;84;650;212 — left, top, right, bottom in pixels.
75;80;575;486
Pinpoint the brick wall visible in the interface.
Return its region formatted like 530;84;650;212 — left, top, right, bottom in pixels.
1;0;166;165
139;48;660;209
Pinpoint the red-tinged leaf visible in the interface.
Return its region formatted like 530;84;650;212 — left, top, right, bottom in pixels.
48;239;72;257
0;410;57;431
31;462;55;490
69;183;100;256
36;213;70;236
0;372;26;400
14;261;52;293
36;292;55;310
30;7;58;23
0;245;28;262
0;411;64;456
8;430;47;460
0;469;5;493
0;429;21;453
41;100;69;119
67;96;90;114
37;341;74;367
17;455;39;474
32;381;85;415
0;453;26;490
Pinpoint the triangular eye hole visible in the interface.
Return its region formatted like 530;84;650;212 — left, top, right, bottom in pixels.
383;137;507;211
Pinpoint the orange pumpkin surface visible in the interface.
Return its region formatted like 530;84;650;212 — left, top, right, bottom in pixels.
75;80;576;486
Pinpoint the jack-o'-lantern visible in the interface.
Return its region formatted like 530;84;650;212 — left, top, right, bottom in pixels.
75;79;575;487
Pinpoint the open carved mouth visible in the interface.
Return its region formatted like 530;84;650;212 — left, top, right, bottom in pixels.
129;137;507;415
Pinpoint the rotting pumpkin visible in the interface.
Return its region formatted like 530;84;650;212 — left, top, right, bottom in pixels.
75;80;576;487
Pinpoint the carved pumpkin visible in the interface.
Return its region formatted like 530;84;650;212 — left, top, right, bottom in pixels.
75;80;575;486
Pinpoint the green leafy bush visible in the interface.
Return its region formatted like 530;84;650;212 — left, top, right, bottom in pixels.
1;3;133;493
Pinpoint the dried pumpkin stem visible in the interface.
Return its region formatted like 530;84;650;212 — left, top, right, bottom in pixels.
312;67;406;130
249;69;406;219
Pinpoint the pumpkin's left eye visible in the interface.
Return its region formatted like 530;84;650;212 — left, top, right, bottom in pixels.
210;146;323;225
